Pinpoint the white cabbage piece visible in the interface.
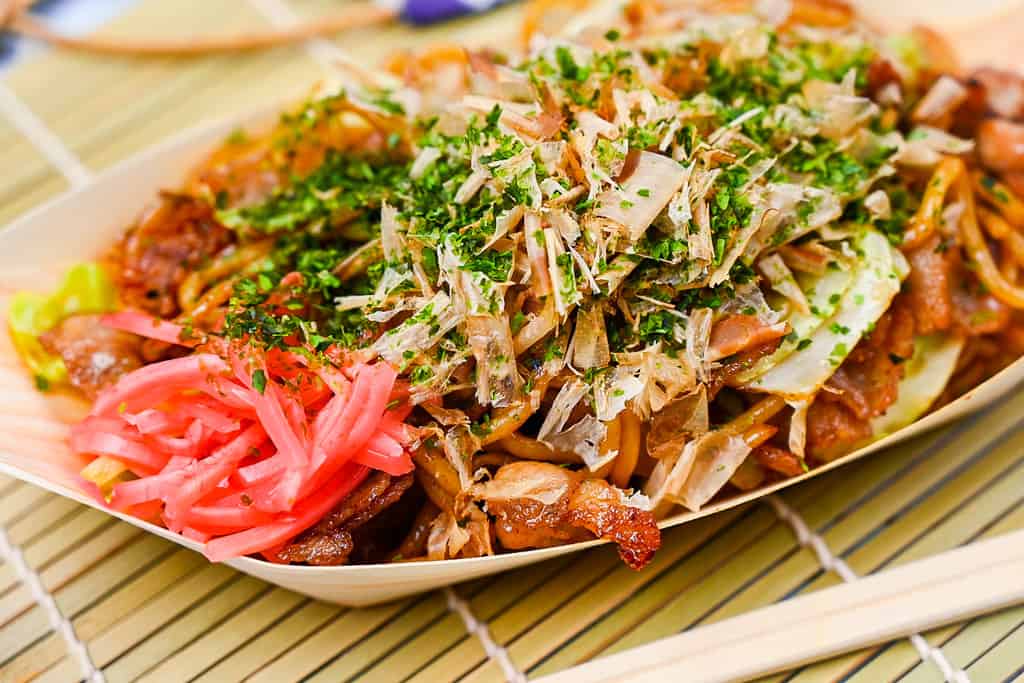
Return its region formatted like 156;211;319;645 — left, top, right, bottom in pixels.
733;257;854;383
745;229;907;399
871;334;964;437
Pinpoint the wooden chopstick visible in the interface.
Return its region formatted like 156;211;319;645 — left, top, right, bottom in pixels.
536;529;1024;683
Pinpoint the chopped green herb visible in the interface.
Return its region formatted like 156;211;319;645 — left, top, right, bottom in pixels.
252;369;268;395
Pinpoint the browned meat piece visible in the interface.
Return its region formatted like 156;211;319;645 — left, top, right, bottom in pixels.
952;286;1011;336
968;68;1024;120
753;444;805;478
39;314;143;399
808;298;918;459
319;471;414;532
473;461;661;569
806;398;873;459
475;462;587;550
906;233;1011;337
826;300;914;420
567;478;661;569
118;194;233;318
347;482;426;564
977;119;1024;174
826;344;903;421
904;234;954;335
875;301;917;362
707;314;787;362
394;501;440;560
952;76;990;138
277;472;414;566
490;496;591;550
278;530;355;566
866;58;901;99
714;337;784;396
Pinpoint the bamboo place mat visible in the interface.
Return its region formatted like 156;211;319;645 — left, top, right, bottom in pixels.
2;1;1024;682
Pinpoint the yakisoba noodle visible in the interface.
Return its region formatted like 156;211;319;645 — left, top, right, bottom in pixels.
11;0;1024;568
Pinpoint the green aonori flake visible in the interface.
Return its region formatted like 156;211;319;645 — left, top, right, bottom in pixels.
252;369;268;395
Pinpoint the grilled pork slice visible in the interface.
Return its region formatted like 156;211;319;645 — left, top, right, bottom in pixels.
39;314;142;399
473;461;660;569
277;472;414;566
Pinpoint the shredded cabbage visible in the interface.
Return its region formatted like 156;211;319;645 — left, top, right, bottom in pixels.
745;229;907;398
871;334;963;437
734;255;855;383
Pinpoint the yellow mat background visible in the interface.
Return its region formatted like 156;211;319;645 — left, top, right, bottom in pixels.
1;1;1024;681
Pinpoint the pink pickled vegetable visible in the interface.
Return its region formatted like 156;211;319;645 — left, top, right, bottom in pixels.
204;464;369;563
353;449;414;476
92;353;229;416
69;341;413;563
70;431;168;473
101;310;195;346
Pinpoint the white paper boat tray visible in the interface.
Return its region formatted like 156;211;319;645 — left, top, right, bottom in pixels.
0;104;1020;607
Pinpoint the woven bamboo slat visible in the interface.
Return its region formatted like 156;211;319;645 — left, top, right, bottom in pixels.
244;600;414;682
104;577;271;682
0;534;176;679
0;483;51;525
303;592;451;682
192;599;340;682
136;586;308;682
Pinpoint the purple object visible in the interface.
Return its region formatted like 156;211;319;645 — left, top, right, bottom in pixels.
401;0;510;25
